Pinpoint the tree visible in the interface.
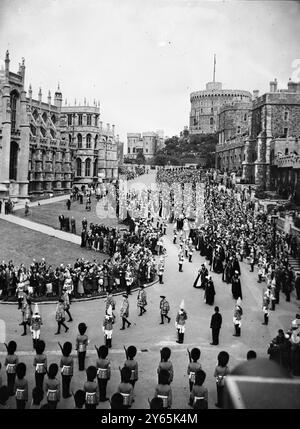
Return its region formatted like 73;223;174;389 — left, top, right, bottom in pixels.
136;151;146;165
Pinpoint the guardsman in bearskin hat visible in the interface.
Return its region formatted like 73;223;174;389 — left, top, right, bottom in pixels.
30;303;42;349
103;305;114;347
33;339;47;392
105;291;116;322
124;345;139;389
120;294;131;330
187;348;201;392
59;341;74;398
157;347;173;384
4;340;19;396
175;300;188;344
137;285;147;316
95;345;111;402
76;322;89;370
233;298;243;337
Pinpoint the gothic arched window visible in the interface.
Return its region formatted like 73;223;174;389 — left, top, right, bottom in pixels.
10;91;18;133
76;158;82;177
9;141;18;180
77;133;82;148
86;134;92;149
85;158;91;176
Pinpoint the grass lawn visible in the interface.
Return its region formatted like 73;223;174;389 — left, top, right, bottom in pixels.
14;196;125;235
0;219;105;268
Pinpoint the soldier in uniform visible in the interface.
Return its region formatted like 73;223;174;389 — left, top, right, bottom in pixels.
178;250;184;272
45;363;60;409
137;285;147;316
55;298;69;335
4;340;19;396
159;295;171;324
30;303;43;349
175;300;188;343
14;363;28;409
233;298;243;337
84;366;99;409
157;347;173;384
20;292;32;336
118;367;134;408
158;257;165;284
103;305;114;347
120;294;131;330
124;346;139;389
59;341;73;399
95;345;111;402
187;348;202;392
76;322;89;370
33;340;47;392
262;289;271;325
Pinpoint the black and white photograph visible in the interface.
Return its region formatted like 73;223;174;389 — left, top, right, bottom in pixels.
0;0;300;415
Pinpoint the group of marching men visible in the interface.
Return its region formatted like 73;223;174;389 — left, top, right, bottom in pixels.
1;324;234;409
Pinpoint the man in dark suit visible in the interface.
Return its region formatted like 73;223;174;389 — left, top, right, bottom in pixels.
58;214;64;230
210;306;222;345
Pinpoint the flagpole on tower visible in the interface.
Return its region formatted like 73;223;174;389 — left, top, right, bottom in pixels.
213;54;216;83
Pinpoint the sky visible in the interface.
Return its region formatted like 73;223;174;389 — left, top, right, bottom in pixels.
0;0;300;144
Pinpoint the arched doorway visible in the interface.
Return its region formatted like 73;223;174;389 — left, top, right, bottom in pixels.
9;141;18;180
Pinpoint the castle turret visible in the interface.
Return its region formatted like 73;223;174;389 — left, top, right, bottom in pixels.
28;84;32;102
54;83;62;110
5;50;10;81
38;87;42;104
19;57;25;82
48;90;51;106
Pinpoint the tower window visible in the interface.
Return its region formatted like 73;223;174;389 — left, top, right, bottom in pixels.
68;114;73;126
86;134;91;149
85;158;91;176
210;117;214;126
10;91;18;133
76;158;82;177
78;114;82;125
87;115;92;126
77;133;82;148
283;128;288;138
284;111;289;121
